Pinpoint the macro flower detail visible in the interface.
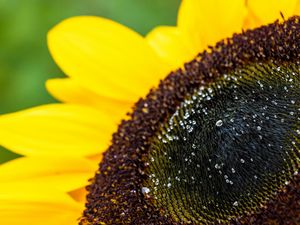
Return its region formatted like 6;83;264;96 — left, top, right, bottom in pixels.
81;17;300;224
0;1;300;225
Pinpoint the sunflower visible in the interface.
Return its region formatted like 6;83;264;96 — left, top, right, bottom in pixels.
0;0;300;224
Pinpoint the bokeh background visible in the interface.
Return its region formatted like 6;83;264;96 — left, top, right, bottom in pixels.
0;0;181;163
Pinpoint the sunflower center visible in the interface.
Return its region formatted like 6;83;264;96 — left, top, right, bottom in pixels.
144;62;300;224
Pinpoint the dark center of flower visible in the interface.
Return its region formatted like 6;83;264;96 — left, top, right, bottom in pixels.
144;62;300;224
81;17;300;225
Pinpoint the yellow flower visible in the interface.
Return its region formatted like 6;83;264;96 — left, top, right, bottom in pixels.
0;0;299;224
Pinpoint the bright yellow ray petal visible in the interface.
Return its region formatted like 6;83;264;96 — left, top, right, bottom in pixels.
0;157;97;192
2;174;91;194
68;187;87;203
146;26;197;70
0;157;97;181
0;179;83;224
1;200;81;225
48;16;172;102
243;6;262;30
248;0;298;25
0;181;78;203
294;0;300;14
178;0;247;51
46;78;133;116
0;104;118;157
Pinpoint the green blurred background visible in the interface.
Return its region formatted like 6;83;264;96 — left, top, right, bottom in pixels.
0;0;181;163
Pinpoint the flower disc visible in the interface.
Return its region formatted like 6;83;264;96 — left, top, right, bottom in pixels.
145;61;300;224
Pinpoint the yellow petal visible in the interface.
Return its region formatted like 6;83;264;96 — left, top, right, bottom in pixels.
0;179;82;224
0;104;118;157
178;0;247;50
248;0;298;25
0;157;98;192
68;187;87;203
243;6;262;30
0;157;97;180
4;174;91;194
146;26;197;69
0;181;78;203
46;78;133;116
48;16;171;102
294;0;300;14
0;200;81;225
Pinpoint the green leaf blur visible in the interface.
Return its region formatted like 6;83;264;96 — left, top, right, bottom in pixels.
0;0;181;163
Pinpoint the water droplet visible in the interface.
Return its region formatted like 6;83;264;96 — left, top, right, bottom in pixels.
216;120;223;127
141;187;150;194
